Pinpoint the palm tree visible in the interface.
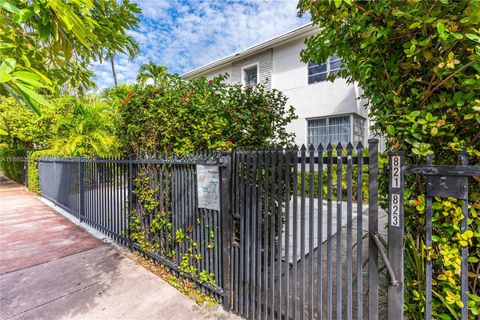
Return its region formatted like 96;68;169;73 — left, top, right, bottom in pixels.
107;34;140;87
136;62;167;86
110;55;118;86
47;97;118;157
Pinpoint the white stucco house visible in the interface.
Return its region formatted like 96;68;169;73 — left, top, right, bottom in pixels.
182;23;369;147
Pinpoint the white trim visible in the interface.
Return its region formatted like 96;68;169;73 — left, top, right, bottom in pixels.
241;62;260;86
350;114;354;143
304;62;309;87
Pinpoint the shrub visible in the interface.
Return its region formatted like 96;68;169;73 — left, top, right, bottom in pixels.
0;146;27;183
112;74;297;155
298;0;480;317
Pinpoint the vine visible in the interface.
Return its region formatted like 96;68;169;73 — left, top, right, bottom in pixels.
128;171;218;292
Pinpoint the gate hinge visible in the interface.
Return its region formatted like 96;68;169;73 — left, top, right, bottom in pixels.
371;232;399;287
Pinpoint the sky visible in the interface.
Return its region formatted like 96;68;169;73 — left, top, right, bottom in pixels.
93;0;310;89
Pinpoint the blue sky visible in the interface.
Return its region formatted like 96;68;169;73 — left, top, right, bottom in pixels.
93;0;309;89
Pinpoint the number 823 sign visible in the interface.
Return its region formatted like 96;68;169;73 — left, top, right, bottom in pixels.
390;155;402;227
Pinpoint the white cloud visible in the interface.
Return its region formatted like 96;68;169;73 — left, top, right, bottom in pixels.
93;0;309;89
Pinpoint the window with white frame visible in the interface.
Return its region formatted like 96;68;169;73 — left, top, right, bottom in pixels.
307;118;327;147
243;65;258;86
353;116;365;145
308;54;342;84
307;114;366;147
328;115;351;145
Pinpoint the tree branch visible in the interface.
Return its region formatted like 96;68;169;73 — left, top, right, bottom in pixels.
420;56;480;108
467;130;480;148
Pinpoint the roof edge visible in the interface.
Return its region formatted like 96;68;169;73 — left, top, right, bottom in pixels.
182;22;318;79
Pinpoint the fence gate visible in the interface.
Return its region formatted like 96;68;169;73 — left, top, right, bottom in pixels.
387;151;480;320
226;140;386;320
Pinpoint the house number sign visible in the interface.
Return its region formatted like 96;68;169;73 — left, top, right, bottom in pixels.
391;193;400;227
391;156;401;188
390;155;402;227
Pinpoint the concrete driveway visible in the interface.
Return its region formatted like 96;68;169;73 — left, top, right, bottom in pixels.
0;176;231;320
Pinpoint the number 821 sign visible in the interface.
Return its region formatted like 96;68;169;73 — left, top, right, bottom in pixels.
390;155;402;227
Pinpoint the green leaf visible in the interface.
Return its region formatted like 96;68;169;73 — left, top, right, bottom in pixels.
432;202;443;210
409;22;422;29
15;82;52;109
12;71;49;89
409;111;421;118
0;58;16;74
0;128;7;135
451;32;463;40
16;87;41;115
0;72;11;83
437;22;445;37
462;78;477;85
0;0;21;14
360;41;369;49
466;33;480;43
0;42;15;49
38;22;50;41
13;8;33;23
334;0;343;8
386;125;395;136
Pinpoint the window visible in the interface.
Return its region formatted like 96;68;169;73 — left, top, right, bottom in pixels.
307;60;327;83
328;116;350;146
353;116;365;145
329;54;342;76
308;54;343;84
307;114;366;147
243;65;258;86
307;118;327;147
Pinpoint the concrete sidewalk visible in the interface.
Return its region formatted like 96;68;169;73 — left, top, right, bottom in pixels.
0;176;233;320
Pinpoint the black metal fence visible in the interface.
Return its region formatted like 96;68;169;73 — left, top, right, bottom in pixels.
226;140;380;320
39;159;80;216
38;153;226;298
38;142;382;319
38;141;478;320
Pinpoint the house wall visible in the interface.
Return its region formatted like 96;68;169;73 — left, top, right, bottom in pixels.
184;35;369;147
271;37;368;146
231;49;273;90
202;65;233;83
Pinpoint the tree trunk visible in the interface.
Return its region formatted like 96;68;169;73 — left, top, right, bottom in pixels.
110;55;118;86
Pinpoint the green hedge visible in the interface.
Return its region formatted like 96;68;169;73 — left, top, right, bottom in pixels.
297;165;369;203
0;147;27;183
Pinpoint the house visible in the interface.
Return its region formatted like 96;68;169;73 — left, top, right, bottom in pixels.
182;23;369;147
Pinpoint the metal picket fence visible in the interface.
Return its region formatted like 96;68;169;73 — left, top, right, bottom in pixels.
37;141;383;319
226;140;381;320
37;141;479;320
38;153;226;298
388;151;480;320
